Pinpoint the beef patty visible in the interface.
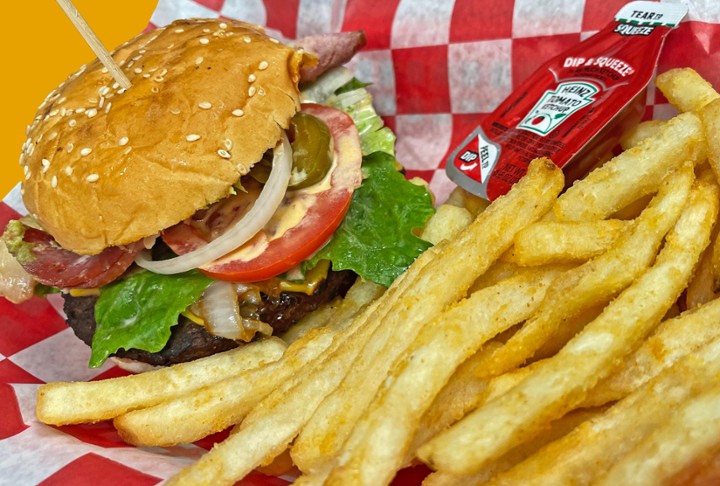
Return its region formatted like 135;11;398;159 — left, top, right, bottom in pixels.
64;270;356;366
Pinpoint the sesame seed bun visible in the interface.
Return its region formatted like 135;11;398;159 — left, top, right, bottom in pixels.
20;19;310;255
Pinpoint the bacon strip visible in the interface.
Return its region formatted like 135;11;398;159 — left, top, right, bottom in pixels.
296;31;367;82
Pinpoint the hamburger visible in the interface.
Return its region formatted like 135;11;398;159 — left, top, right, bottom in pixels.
0;19;435;368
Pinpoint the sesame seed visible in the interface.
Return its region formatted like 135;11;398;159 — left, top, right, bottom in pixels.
118;88;127;94
86;108;98;118
139;49;147;54
76;107;86;113
186;134;201;142
23;165;29;175
60;108;67;116
105;102;112;113
51;176;58;188
199;38;209;45
219;22;227;29
195;56;204;65
112;82;120;89
270;38;279;44
119;137;129;146
224;139;233;150
218;149;231;159
65;166;73;176
124;147;133;155
98;97;105;109
99;86;111;96
243;36;252;43
248;86;256;97
58;97;67;104
27;144;35;156
42;159;50;172
143;73;151;78
132;55;143;61
25;171;31;180
127;60;134;68
170;108;181;115
49;109;59;117
232;109;244;117
203;28;211;33
69;119;77;127
134;67;143;74
151;87;159;94
258;61;268;70
80;148;92;156
48;132;58;141
258;88;266;96
159;68;168;77
175;28;185;33
86;174;99;182
248;74;256;83
67;143;74;153
154;77;165;82
199;101;212;109
101;67;109;74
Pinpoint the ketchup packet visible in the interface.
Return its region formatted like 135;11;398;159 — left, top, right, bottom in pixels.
446;0;688;201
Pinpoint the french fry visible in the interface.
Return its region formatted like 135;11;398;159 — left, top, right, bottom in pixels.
553;111;706;221
474;163;694;379
423;408;604;486
420;203;474;245
114;327;335;446
488;336;720;486
510;219;631;265
598;382;720;486
583;296;720;407
444;186;490;217
671;447;720;485
408;344;500;459
35;337;286;425
619;119;666;150
418;179;718;474
686;242;720;308
700;99;720;285
531;303;604;361
655;67;720;113
290;159;564;476
281;279;385;344
322;268;563;485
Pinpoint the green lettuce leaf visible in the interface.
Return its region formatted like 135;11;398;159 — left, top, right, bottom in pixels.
305;152;435;287
90;270;213;368
335;77;371;95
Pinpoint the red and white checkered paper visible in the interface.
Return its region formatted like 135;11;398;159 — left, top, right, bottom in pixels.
1;0;719;484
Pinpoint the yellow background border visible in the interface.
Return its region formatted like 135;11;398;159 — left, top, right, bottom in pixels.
0;1;158;199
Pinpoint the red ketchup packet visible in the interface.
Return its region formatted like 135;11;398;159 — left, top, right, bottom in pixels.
446;0;688;201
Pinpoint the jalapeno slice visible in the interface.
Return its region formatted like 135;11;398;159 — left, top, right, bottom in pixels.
249;112;333;189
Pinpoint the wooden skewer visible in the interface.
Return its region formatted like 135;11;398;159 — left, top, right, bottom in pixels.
55;0;132;89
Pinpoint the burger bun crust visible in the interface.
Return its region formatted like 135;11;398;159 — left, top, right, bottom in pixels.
21;19;307;255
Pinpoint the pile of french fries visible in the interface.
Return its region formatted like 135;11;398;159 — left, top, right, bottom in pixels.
36;68;720;485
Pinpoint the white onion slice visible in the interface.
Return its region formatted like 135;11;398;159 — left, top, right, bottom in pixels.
200;281;250;341
135;133;293;274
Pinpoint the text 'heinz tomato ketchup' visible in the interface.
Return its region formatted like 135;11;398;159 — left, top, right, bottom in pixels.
446;1;688;201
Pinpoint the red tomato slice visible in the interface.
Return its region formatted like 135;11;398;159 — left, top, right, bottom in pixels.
162;104;363;282
8;223;143;289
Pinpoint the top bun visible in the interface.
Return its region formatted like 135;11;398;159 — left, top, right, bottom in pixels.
20;19;308;255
